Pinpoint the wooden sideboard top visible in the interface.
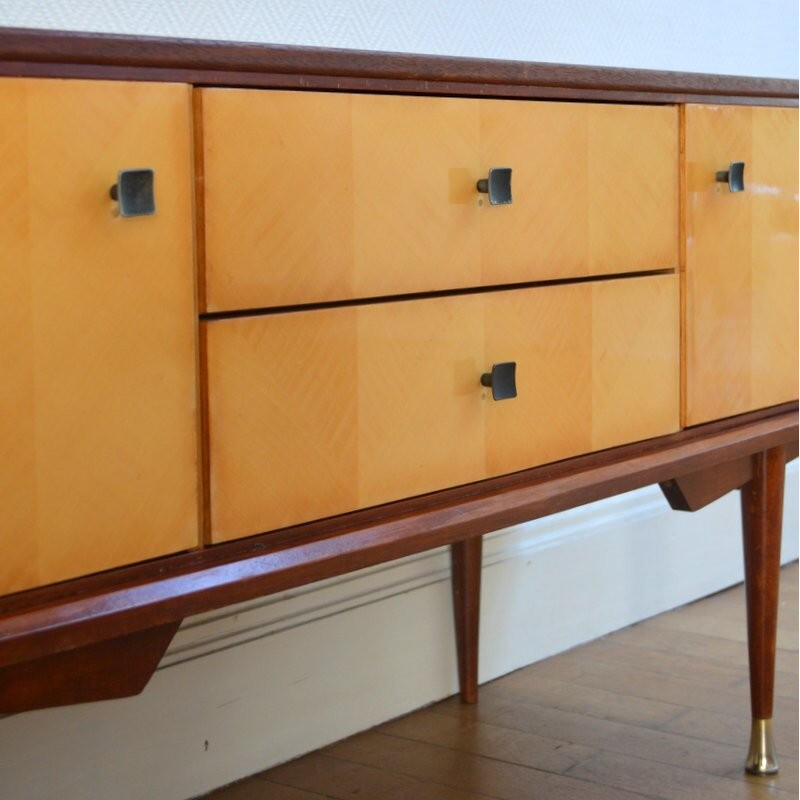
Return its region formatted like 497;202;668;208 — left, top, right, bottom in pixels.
0;26;796;106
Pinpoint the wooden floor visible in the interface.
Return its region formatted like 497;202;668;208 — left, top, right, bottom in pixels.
202;563;798;800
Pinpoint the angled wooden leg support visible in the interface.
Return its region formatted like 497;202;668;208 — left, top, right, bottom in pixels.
741;447;785;775
450;536;482;704
0;621;181;714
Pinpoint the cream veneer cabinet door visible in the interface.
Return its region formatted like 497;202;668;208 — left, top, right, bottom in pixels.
199;90;678;311
205;275;678;542
684;105;798;425
0;79;199;594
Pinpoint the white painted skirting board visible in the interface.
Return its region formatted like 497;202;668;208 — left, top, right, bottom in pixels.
0;462;797;800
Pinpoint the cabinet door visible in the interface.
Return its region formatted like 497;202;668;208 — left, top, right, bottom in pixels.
205;275;678;542
684;105;798;425
0;79;199;593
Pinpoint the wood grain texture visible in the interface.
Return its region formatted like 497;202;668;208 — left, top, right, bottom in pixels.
204;305;360;540
200;90;479;310
0;27;796;107
479;102;678;286
205;275;679;541
0;78;200;594
683;104;799;426
590;276;680;450
200;90;677;310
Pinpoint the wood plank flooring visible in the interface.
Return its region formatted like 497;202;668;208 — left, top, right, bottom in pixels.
200;562;798;800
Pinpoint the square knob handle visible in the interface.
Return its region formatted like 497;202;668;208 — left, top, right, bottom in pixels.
480;362;517;401
715;161;745;193
110;169;156;217
476;167;512;205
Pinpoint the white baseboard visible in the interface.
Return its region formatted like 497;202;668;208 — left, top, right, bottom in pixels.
1;462;797;800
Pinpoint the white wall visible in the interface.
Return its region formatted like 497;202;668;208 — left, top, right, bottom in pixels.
0;0;797;78
0;4;797;799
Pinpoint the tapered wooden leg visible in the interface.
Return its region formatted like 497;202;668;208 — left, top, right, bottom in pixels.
741;447;785;775
450;536;482;704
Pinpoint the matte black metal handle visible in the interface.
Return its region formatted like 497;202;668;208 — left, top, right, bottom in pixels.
110;169;156;217
480;362;517;401
476;167;512;205
715;161;745;193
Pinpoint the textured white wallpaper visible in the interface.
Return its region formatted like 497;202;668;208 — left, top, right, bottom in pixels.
0;0;797;78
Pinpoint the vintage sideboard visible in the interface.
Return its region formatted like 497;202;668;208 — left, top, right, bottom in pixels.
0;28;797;777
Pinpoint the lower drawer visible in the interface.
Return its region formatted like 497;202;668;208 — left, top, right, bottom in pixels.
205;275;679;542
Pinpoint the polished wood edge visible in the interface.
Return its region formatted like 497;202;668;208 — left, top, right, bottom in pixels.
0;621;180;714
0;406;796;670
0;27;796;105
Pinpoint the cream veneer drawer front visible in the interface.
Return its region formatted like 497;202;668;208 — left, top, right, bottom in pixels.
199;90;678;311
684;104;798;426
0;79;199;594
205;275;679;542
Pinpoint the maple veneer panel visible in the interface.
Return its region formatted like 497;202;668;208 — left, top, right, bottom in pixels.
591;275;680;449
750;109;799;412
356;296;485;507
684;105;798;426
351;97;482;299
200;89;481;311
205;309;360;540
483;285;593;474
0;79;199;594
205;299;485;541
485;276;679;474
480;102;678;284
206;277;678;542
200;91;678;311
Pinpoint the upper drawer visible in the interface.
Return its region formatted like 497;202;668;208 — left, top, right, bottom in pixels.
683;105;798;426
204;274;679;542
198;90;678;311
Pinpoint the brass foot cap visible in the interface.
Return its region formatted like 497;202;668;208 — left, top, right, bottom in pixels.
745;718;779;775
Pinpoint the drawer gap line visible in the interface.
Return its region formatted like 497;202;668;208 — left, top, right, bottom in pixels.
200;268;676;320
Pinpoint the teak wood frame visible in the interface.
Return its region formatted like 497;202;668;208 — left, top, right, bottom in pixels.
0;28;797;777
